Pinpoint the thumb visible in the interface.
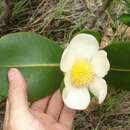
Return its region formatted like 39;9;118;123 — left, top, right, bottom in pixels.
8;68;29;114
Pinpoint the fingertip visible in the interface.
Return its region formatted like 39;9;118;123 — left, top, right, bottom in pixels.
8;68;27;88
64;105;76;116
8;68;20;82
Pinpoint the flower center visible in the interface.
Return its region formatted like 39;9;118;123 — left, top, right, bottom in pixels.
70;59;94;88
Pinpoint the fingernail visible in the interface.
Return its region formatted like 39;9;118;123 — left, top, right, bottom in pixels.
8;68;18;81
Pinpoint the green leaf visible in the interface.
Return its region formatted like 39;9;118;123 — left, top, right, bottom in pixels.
104;41;130;90
0;32;63;102
60;80;64;93
0;95;5;102
78;30;102;43
122;0;130;9
118;14;130;26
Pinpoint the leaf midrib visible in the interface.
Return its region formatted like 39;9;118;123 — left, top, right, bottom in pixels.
0;64;130;72
110;68;130;72
0;63;60;68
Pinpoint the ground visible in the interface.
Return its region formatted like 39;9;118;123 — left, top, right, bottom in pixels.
0;0;130;130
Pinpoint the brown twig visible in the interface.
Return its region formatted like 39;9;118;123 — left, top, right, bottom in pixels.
0;0;14;31
90;0;114;28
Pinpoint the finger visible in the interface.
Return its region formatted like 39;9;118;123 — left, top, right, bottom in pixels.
8;68;29;114
59;105;76;129
47;90;64;120
3;99;9;130
31;96;50;112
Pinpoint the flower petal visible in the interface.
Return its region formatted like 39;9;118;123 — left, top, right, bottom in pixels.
60;46;75;72
69;33;99;59
60;34;99;72
64;72;72;88
89;77;107;104
62;87;90;110
91;50;110;78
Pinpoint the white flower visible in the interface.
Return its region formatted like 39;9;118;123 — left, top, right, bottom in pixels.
60;33;110;110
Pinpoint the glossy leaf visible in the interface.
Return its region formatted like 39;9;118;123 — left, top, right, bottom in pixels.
0;32;63;102
118;14;130;26
104;41;130;90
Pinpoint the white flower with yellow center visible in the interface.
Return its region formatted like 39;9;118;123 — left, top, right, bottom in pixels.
60;33;110;110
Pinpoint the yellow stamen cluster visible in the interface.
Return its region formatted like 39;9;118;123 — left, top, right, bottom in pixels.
70;59;94;88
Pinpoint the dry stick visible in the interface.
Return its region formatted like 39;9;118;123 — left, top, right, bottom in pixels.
0;0;14;32
90;0;114;28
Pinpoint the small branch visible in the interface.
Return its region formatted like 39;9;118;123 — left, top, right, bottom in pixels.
0;0;14;28
99;0;113;15
90;0;114;28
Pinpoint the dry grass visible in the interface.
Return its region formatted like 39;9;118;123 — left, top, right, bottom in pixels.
1;0;130;130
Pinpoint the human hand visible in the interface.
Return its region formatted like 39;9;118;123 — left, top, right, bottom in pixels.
3;68;75;130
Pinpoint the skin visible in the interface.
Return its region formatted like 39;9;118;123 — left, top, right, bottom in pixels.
3;68;75;130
